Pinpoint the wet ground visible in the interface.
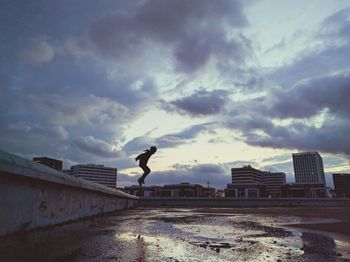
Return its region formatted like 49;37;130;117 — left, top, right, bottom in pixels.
1;208;350;261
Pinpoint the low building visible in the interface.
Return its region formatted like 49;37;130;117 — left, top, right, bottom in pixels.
231;165;264;184
124;183;216;198
281;183;327;198
333;173;350;198
160;183;203;197
202;187;216;198
33;157;62;170
215;189;225;198
225;183;266;198
65;164;117;188
124;185;162;197
227;165;287;198
263;172;286;197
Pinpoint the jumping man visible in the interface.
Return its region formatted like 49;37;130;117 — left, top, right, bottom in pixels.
135;146;157;186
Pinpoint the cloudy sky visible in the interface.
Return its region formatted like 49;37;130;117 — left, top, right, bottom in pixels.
1;0;350;188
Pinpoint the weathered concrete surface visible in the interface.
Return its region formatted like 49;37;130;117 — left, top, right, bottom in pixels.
1;208;350;261
140;197;350;207
0;150;138;237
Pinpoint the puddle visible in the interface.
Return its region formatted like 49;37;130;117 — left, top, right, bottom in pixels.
0;208;349;261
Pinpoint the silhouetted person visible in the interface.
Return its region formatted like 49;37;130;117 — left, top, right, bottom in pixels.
135;146;157;186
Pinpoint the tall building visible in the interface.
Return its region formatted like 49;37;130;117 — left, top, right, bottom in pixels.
33;157;62;170
65;164;117;188
333;173;350;198
292;152;326;185
263;172;286;197
281;152;328;198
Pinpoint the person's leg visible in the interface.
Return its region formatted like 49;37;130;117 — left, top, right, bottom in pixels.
140;165;151;183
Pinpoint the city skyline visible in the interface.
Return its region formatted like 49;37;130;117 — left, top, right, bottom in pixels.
55;150;337;190
1;1;350;190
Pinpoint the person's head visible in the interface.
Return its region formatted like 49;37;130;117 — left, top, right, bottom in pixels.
150;146;157;153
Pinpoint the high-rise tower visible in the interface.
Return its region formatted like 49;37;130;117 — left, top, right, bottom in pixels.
292;152;325;185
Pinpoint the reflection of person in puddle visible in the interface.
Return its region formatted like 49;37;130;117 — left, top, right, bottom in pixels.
135;146;157;186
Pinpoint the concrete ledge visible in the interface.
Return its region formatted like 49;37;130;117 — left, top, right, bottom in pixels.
140;197;350;207
0;150;138;237
0;150;135;199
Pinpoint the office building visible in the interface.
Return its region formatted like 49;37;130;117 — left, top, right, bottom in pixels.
226;183;266;198
263;172;286;197
281;183;327;198
33;157;62;170
226;166;286;198
333;173;350;198
202;186;216;198
65;164;117;188
289;152;328;198
124;183;215;198
231;165;264;184
124;185;162;197
215;190;225;198
161;183;204;197
292;152;326;185
226;165;265;198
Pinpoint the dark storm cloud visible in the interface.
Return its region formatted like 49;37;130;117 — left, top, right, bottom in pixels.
2;0;350;171
26;94;130;125
144;163;229;189
225;115;275;134
225;63;350;157
89;0;249;73
122;122;215;154
1;0;247;169
262;154;291;163
6;122;69;141
0;0;135;38
269;8;350;87
0;40;158;162
73;136;123;159
263;37;286;55
241;8;350;158
224;160;255;168
122;136;155;155
226;114;350;157
164;89;229;116
156;122;215;148
269;45;350;88
16;51;158;110
319;7;350;41
0;122;70;159
264;72;350;119
262;162;294;175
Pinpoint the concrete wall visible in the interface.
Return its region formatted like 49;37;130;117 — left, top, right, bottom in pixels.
140;197;350;207
0;151;138;237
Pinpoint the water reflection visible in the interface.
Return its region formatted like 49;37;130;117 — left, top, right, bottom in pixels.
117;232;192;261
1;209;349;262
302;232;337;259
